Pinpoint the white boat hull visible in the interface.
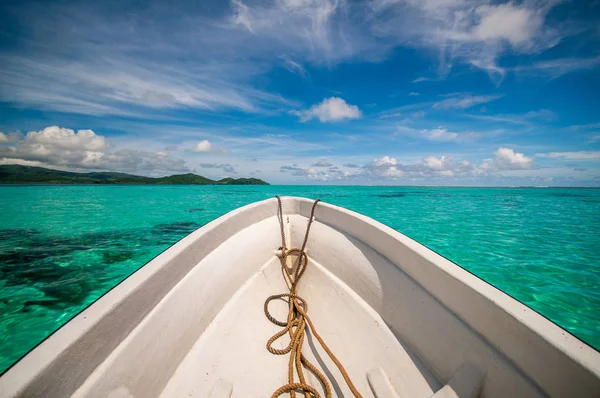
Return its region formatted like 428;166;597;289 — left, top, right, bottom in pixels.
1;197;599;397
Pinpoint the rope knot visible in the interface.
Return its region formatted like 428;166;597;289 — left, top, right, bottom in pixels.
264;196;362;398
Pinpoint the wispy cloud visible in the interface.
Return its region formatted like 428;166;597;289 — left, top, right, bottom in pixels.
566;122;600;131
0;0;588;122
226;0;573;84
376;101;435;119
433;95;502;110
0;0;307;118
281;57;307;77
512;56;600;79
377;93;503;119
537;151;600;160
371;0;564;83
228;0;386;64
0;56;294;117
421;128;483;142
589;136;600;144
412;77;431;83
394;124;483;142
466;109;557;126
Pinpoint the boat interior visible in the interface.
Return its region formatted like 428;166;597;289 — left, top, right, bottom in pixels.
1;197;598;398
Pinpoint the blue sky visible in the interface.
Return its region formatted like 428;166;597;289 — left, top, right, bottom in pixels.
0;0;599;185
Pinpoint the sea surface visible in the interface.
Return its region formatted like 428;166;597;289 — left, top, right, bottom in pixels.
1;185;599;373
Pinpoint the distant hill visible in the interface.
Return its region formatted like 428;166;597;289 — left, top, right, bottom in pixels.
0;165;269;185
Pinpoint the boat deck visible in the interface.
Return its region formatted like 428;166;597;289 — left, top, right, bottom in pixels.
161;257;441;397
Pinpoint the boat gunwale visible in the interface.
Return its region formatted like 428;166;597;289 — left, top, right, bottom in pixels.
0;197;288;397
293;197;600;396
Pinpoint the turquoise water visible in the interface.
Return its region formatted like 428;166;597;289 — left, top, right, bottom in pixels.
1;185;599;373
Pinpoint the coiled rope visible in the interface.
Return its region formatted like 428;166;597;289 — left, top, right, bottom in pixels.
264;196;363;398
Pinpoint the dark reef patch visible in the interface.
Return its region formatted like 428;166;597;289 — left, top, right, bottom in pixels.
101;249;137;263
0;228;41;241
1;222;203;308
40;275;91;304
152;221;202;234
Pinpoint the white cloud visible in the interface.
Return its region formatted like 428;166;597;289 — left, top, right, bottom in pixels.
26;126;108;152
408;92;419;96
191;139;229;154
195;140;213;153
292;97;362;123
423;155;447;170
537;151;600;160
0;126;189;175
279;163;338;180
311;160;333;167
472;3;543;47
279;160;363;181
371;156;396;167
274;147;545;183
199;163;237;173
364;154;476;179
491;147;534;169
412;77;430;83
383;167;405;177
363;156;404;178
361;148;535;180
421;156;474;177
433;95;501;110
0;158;45;167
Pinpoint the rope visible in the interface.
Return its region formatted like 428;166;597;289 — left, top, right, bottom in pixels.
264;196;363;398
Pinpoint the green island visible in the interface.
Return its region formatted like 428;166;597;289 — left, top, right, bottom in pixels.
0;165;269;185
